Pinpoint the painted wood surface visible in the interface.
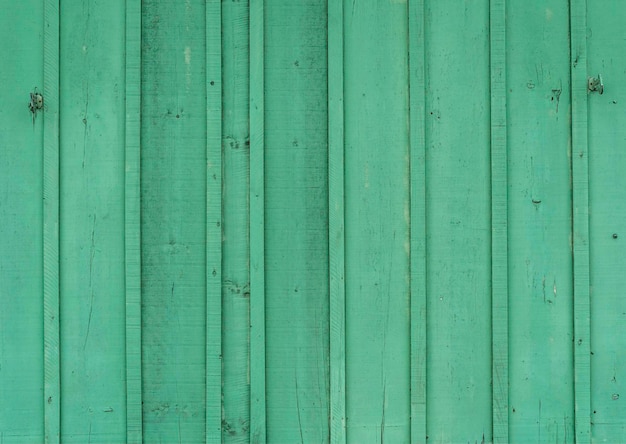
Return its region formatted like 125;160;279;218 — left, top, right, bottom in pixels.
3;2;626;443
587;2;626;440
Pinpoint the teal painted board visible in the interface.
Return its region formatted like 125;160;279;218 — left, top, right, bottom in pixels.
506;2;575;442
264;2;330;444
221;1;251;442
343;2;411;443
58;1;127;441
0;2;45;443
5;3;626;443
588;3;626;440
140;0;208;442
424;2;493;441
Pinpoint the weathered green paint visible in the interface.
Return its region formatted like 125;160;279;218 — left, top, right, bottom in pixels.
425;2;492;442
222;1;251;442
507;2;575;442
124;0;143;441
140;1;207;442
587;2;626;440
4;2;626;443
0;2;45;443
264;2;330;443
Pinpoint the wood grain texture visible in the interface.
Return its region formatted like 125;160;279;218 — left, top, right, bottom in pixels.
249;1;266;442
328;0;346;442
587;3;626;440
140;1;208;441
507;2;575;442
125;0;143;441
408;1;427;442
0;2;45;443
124;0;143;444
489;0;508;442
424;2;492;442
344;2;411;443
59;1;127;441
43;0;61;442
221;2;251;442
206;0;223;442
264;2;330;443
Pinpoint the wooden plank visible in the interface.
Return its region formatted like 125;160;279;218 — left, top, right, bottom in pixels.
264;2;330;443
140;0;208;441
206;0;223;442
587;3;626;441
408;0;427;442
0;1;46;442
490;0;508;442
125;0;143;441
343;2;411;443
570;1;591;442
221;1;251;442
249;0;266;442
43;0;61;441
58;1;127;441
506;2;574;442
328;0;346;442
424;2;492;441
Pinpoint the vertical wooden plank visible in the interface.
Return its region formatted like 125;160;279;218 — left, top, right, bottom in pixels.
249;1;266;442
43;0;60;441
141;1;208;441
570;1;591;442
424;2;492;441
264;2;330;443
0;1;45;443
490;0;508;442
206;0;223;442
408;0;427;443
587;3;626;440
125;0;142;441
328;0;346;442
507;3;574;442
59;0;127;441
221;1;251;442
344;2;411;443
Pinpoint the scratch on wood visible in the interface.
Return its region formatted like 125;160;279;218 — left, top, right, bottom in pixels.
295;371;304;444
84;214;97;350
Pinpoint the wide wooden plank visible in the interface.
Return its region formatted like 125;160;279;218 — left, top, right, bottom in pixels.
507;2;575;442
264;2;330;443
587;2;626;441
344;2;411;443
141;1;208;441
0;2;45;443
58;1;127;441
424;2;492;441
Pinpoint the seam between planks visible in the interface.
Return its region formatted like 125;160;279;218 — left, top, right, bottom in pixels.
124;0;143;441
249;1;266;442
408;0;427;443
489;0;509;442
328;1;346;443
43;0;61;442
570;1;591;443
206;0;223;443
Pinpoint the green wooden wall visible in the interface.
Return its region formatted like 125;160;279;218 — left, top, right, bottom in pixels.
1;1;626;443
